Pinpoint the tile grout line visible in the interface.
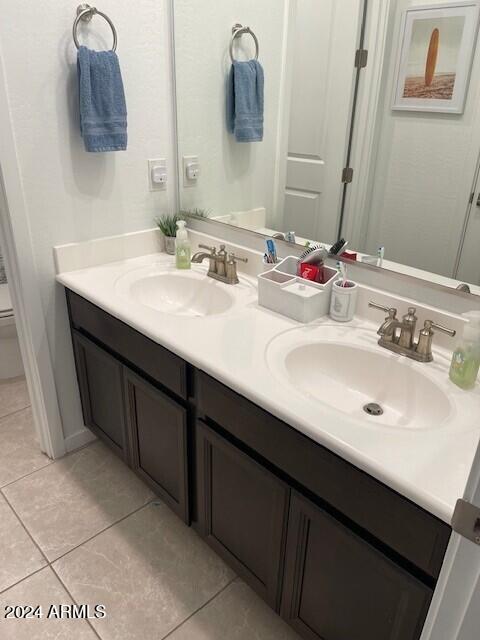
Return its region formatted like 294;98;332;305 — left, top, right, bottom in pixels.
0;402;32;423
0;439;129;495
0;456;54;491
0;488;50;567
2;474;240;640
0;401;53;491
0;429;99;492
1;438;104;492
0;565;47;597
50;566;104;640
51;498;156;564
0;487;155;596
160;576;238;640
0;423;241;639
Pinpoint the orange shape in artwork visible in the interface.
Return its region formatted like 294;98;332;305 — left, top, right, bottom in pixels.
425;28;440;86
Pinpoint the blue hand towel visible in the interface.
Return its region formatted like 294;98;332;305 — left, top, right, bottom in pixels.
77;46;127;152
227;60;264;142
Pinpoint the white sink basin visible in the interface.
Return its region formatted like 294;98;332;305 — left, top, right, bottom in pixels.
115;263;255;317
266;324;453;429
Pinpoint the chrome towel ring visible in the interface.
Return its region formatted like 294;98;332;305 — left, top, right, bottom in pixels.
73;4;117;52
230;23;259;62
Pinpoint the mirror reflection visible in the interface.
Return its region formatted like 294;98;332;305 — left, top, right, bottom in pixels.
174;0;480;295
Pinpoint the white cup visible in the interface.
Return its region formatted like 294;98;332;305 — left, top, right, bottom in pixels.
329;280;358;322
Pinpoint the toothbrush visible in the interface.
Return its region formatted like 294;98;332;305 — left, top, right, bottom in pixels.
338;262;348;287
265;239;277;264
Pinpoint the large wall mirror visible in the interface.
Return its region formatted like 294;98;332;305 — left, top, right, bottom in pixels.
173;0;480;296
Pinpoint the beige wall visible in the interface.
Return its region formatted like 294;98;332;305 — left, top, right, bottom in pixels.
0;0;176;442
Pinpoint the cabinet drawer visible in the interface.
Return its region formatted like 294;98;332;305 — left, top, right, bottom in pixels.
125;369;189;523
72;331;130;463
67;290;187;400
196;371;450;580
196;420;290;609
282;492;432;640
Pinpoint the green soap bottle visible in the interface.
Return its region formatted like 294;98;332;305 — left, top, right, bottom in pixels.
449;311;480;390
175;220;191;270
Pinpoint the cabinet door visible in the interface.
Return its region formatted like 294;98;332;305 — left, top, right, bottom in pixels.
281;492;433;640
125;370;188;522
196;420;290;609
72;331;129;462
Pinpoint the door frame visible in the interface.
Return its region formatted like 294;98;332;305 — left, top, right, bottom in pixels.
420;441;480;640
272;0;297;233
339;0;393;246
0;48;65;458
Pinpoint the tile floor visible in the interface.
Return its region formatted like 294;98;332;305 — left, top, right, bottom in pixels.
0;376;300;640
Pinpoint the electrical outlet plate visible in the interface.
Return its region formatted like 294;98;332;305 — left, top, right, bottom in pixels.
148;159;167;191
183;155;199;188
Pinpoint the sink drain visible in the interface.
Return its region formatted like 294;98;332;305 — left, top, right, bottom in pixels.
363;402;384;416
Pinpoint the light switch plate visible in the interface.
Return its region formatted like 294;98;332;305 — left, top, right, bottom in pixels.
183;155;199;188
148;159;167;191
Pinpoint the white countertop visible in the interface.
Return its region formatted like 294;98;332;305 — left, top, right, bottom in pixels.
57;252;480;524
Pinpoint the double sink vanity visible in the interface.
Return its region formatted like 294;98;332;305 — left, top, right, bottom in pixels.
56;233;480;640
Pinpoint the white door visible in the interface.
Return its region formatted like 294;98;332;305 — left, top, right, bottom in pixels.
421;442;480;640
282;0;362;243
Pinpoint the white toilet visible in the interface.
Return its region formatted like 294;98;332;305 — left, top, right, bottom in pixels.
0;283;24;380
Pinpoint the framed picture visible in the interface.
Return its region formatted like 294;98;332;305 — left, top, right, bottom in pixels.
392;2;480;113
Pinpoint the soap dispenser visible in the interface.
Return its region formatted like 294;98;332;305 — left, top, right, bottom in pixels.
175;220;191;269
449;311;480;390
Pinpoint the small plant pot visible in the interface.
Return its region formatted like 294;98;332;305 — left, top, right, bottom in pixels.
164;236;176;255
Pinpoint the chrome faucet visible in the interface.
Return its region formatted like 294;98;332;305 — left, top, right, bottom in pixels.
192;244;248;285
369;302;456;362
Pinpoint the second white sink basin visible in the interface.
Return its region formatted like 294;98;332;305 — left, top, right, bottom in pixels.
115;263;255;317
266;324;453;430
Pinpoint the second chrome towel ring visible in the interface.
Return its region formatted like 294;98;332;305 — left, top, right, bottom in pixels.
230;24;259;62
73;4;118;52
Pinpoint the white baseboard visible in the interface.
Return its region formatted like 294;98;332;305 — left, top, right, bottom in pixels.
64;427;97;454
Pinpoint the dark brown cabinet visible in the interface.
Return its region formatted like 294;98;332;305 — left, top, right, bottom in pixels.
68;291;187;399
125;369;189;522
196;420;290;609
281;492;433;640
66;291;451;640
72;331;129;462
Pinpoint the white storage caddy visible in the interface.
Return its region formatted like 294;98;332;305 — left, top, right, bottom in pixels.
257;257;337;323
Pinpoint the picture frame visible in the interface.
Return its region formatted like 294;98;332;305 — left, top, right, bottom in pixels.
392;1;480;113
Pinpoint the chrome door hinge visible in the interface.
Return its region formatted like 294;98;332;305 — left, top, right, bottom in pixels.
452;499;480;545
355;49;368;69
342;167;354;184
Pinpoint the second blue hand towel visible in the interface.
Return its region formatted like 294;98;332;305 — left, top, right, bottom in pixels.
227;60;264;143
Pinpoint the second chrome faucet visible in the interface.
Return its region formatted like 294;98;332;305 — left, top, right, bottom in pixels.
369;302;456;362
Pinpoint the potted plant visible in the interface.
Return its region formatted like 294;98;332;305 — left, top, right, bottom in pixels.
180;208;211;219
155;215;179;255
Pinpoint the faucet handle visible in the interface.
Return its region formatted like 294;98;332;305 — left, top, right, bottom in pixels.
198;244;216;253
369;301;397;318
416;320;456;361
228;253;248;264
422;320;456;338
